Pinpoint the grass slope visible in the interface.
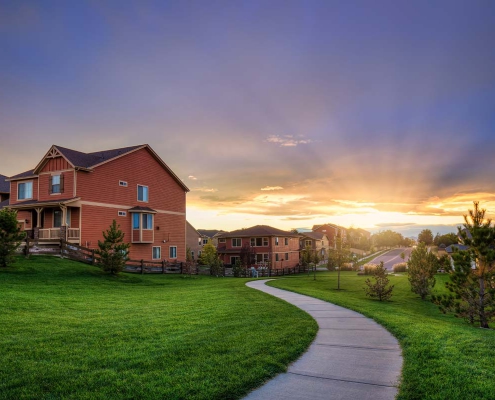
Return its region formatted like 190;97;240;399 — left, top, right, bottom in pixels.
0;257;317;400
268;272;495;400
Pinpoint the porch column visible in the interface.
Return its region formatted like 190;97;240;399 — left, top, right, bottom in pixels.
35;208;43;228
59;205;67;241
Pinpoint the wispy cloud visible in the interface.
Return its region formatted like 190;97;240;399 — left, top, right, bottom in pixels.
188;175;197;180
266;135;313;147
261;186;284;191
192;187;218;193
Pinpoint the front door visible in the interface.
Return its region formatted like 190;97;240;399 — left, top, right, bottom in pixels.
53;210;62;228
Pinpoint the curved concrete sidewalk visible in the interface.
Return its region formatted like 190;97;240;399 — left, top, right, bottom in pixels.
244;280;402;400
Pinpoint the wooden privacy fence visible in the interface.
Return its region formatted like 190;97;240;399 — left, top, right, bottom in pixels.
124;259;183;274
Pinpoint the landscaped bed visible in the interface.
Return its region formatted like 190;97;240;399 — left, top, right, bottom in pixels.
0;256;317;399
268;271;495;400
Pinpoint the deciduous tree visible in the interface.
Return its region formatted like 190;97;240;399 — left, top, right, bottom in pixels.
0;208;26;268
407;242;438;299
418;229;434;246
328;233;352;290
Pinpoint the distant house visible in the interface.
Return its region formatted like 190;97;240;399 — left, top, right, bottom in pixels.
313;223;347;249
197;229;225;247
0;174;9;209
186;221;203;261
6;144;188;261
217;225;300;269
299;231;329;260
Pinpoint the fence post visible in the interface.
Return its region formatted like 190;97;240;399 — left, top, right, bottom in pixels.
180;262;183;274
60;239;64;258
140;259;144;274
91;249;95;265
162;260;165;274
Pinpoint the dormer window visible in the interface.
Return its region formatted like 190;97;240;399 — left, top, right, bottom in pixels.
50;174;64;194
137;185;149;202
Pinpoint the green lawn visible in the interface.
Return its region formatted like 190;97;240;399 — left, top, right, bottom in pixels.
268;271;495;400
0;257;317;400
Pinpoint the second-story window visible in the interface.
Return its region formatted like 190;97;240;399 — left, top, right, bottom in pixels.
275;237;279;246
18;181;33;200
51;175;63;194
232;238;241;247
284;238;289;245
137;185;149;202
305;240;312;247
132;213;153;229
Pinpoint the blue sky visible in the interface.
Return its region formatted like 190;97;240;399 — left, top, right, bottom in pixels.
1;0;495;236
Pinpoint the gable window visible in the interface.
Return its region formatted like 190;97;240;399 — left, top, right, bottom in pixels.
305;240;312;247
119;181;128;187
137;185;149;202
232;238;241;247
152;246;161;260
202;238;208;245
50;175;63;194
284;238;289;245
169;246;177;259
18;182;33;200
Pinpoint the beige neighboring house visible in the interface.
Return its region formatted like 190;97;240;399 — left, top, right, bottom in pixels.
197;229;225;247
313;223;347;249
300;231;330;261
186;221;203;262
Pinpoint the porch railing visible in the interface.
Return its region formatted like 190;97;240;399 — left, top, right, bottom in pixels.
38;228;61;239
38;228;80;240
67;228;80;240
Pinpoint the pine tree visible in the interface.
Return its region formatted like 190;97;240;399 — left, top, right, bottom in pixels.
364;261;394;301
94;220;130;275
407;242;438;300
432;202;495;328
0;208;26;268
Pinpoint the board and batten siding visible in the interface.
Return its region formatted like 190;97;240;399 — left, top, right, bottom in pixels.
40;157;72;173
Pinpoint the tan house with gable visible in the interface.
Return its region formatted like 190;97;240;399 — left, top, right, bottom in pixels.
299;231;330;261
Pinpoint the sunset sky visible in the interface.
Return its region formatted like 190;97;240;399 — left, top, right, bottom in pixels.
1;1;495;237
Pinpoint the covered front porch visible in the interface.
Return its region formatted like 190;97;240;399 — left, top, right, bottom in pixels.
9;198;81;244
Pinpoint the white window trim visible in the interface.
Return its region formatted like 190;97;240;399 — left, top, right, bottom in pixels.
17;180;33;201
250;237;269;247
118;211;127;217
137;184;149;202
232;238;241;247
119;180;128;187
219;238;226;243
50;174;62;195
152;246;161;260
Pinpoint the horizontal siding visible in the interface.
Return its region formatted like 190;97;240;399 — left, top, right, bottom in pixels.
80;204;185;261
9;178;39;205
76;148;186;212
16;210;32;230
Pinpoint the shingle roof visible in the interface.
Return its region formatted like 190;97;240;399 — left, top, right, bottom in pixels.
0;199;9;209
55;145;143;169
8;197;79;208
301;231;326;240
8;169;36;180
0;174;9;193
218;225;298;238
445;244;470;253
197;229;224;238
128;206;157;213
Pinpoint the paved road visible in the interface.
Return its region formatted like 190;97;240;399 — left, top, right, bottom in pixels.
244;280;402;400
370;248;413;271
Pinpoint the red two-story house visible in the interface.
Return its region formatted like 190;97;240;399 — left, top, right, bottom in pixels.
7;144;189;261
216;225;300;269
